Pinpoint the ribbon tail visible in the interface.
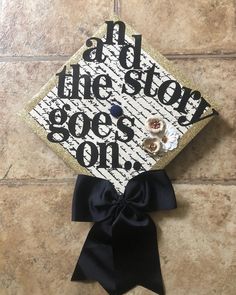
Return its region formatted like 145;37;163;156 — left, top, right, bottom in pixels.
112;213;164;295
71;221;117;295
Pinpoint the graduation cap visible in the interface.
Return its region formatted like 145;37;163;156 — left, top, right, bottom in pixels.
20;17;218;295
20;18;217;192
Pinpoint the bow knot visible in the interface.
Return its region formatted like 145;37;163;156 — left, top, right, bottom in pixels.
112;196;128;214
71;170;177;295
111;195;129;222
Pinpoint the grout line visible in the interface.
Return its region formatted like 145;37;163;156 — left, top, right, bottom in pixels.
172;179;236;185
0;53;236;63
0;178;235;186
166;53;236;59
113;0;121;17
0;178;77;186
0;55;71;62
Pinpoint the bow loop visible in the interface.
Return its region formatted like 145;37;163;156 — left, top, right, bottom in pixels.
123;170;176;212
72;175;117;222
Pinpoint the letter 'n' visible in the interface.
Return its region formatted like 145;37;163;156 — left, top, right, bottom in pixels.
105;21;126;45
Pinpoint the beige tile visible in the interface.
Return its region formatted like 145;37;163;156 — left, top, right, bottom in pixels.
0;183;235;294
166;58;236;181
0;58;235;180
0;0;113;56
1;0;235;57
0;61;76;179
121;0;236;54
154;183;236;295
0;182;104;295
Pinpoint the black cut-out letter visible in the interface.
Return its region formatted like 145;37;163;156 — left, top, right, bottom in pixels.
115;116;135;143
83;37;106;63
92;112;112;138
122;70;142;95
144;65;160;97
105;21;126;45
97;142;122;169
119;35;142;69
92;74;112;100
76;141;98;167
47;105;70;143
68;112;91;138
178;99;218;126
158;80;181;105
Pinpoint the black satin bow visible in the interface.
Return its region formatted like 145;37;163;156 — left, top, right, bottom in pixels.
71;170;177;295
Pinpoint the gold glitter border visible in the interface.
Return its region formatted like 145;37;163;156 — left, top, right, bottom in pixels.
19;15;218;174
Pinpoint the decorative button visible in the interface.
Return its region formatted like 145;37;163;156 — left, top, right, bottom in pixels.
142;137;161;156
110;104;123;118
145;116;165;134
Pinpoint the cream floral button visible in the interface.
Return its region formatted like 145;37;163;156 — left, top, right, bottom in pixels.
142;137;161;156
142;116;179;156
144;116;165;135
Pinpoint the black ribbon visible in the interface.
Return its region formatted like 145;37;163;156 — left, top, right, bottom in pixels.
71;170;177;295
